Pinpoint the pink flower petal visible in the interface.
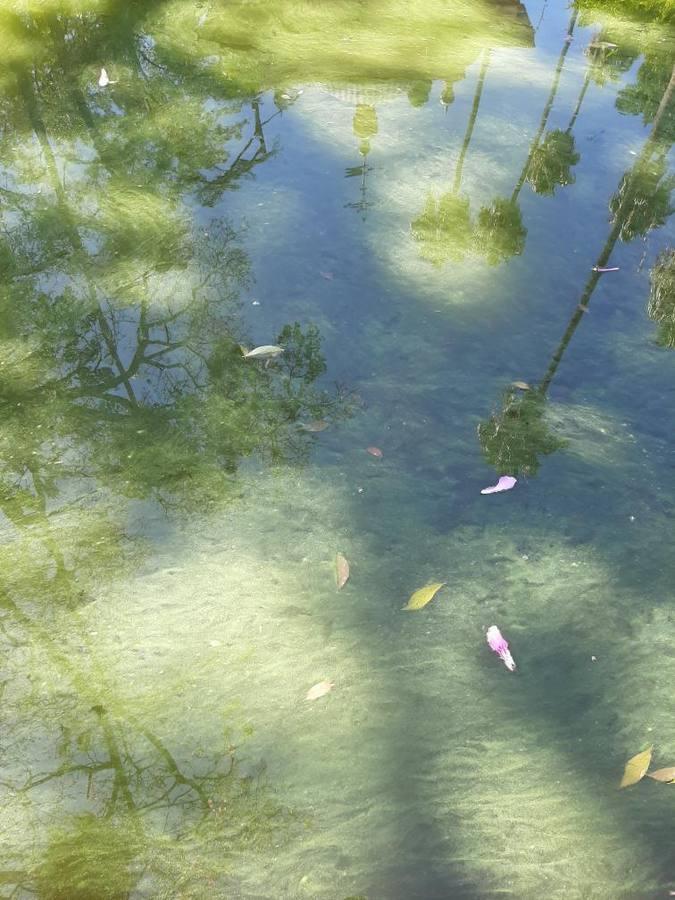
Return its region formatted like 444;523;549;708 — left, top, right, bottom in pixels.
481;475;517;495
486;626;517;672
486;625;506;653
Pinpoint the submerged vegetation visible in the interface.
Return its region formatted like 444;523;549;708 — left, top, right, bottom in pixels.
648;248;675;346
576;0;675;25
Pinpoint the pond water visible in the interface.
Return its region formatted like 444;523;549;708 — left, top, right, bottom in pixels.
1;0;674;897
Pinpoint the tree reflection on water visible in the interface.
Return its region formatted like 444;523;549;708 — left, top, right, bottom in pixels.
479;58;674;477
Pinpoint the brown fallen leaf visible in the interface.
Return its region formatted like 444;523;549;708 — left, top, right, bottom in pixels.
647;767;675;783
335;552;350;589
511;381;531;391
306;680;334;701
366;446;383;458
619;745;653;788
301;420;329;432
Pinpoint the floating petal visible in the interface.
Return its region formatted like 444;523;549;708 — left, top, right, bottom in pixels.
486;625;516;671
481;475;517;494
242;345;284;359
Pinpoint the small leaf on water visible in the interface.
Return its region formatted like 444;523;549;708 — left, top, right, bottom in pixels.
301;420;329;432
242;345;284;359
511;381;531;391
619;745;653;788
335;552;350;590
306;680;334;701
647;767;675;783
402;582;446;611
366;446;383;458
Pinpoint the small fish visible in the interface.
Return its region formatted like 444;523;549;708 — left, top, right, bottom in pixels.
98;68;117;87
511;381;531;391
306;680;334;701
366;446;383;458
592;266;620;273
335;552;350;589
242;345;284;360
486;625;516;671
300;420;329;432
481;475;517;495
320;271;335;280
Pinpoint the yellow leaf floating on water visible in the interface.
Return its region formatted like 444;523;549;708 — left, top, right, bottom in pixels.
335;553;350;590
306;680;334;701
402;582;446;611
647;766;675;783
619;745;653;788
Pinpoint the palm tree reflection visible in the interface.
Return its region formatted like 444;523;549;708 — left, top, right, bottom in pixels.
346;103;379;219
412;50;490;265
479;63;675;477
413;14;589;268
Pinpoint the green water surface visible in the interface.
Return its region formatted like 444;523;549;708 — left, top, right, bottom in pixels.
0;0;675;897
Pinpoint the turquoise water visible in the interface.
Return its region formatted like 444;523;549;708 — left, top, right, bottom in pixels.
0;0;674;897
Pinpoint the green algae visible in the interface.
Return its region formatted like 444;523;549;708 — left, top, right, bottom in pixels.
648;248;675;347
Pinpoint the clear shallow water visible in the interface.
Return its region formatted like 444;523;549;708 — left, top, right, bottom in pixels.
0;0;674;897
